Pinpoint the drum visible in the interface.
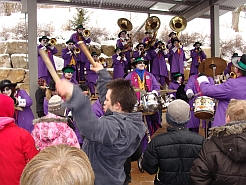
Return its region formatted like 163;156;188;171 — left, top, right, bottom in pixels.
194;96;215;120
140;92;161;115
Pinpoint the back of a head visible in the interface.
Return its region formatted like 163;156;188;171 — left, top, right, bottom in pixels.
20;144;95;185
0;94;14;117
106;79;136;113
166;99;190;128
226;99;246;122
48;95;66;116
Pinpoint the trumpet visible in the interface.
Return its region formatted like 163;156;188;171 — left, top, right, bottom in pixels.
83;30;90;37
74;47;80;54
99;57;105;63
230;72;237;78
48;38;57;46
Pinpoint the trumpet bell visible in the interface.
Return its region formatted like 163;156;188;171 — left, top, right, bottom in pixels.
145;16;161;33
49;38;57;45
169;16;187;33
117;18;133;31
75;47;80;54
99;57;105;63
83;30;90;37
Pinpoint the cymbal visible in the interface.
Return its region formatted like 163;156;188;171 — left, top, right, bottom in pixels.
198;57;227;77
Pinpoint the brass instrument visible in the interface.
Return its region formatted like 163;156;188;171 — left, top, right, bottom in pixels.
169;16;187;38
117;18;133;31
99;57;105;63
48;38;57;46
74;47;80;54
230;64;237;78
117;18;133;49
145;16;161;50
83;30;91;37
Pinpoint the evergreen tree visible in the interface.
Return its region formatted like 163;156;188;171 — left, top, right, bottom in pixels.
70;8;90;29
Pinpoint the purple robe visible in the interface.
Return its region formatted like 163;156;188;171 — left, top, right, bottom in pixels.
168;81;180;98
185;75;214;128
91;99;105;118
190;48;206;76
70;32;91;62
85;60;98;94
37;44;58;84
15;89;34;133
116;38;132;71
125;70;161;152
112;54;127;79
62;48;79;81
151;49;168;77
224;62;232;76
200;76;246;127
132;50;151;61
169;47;186;75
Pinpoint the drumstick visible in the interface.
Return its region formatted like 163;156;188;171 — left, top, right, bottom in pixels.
78;41;97;67
39;49;60;83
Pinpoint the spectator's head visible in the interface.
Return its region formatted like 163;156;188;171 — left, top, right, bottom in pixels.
166;99;190;128
226;99;246;123
0;94;15;118
105;79;136;113
62;65;75;80
232;54;246;76
79;83;89;96
20;144;95;185
48;95;66;116
0;79;17;97
37;78;47;87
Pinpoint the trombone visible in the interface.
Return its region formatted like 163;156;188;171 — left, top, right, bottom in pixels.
48;38;57;46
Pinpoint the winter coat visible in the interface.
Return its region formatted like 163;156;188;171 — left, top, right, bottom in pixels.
32;113;80;150
142;127;205;185
190;121;246;185
0;118;38;185
64;69;146;185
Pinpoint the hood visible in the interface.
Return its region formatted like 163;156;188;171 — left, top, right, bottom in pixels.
209;121;246;162
0;94;15;117
32;113;70;149
0;117;15;130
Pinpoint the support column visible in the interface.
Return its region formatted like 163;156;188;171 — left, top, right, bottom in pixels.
210;4;220;57
27;0;38;117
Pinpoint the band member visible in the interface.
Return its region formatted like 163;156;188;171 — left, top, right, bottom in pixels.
61;65;78;85
166;31;177;49
70;25;91;81
85;51;99;98
168;73;183;99
185;73;214;134
190;41;207;76
125;57;161;153
132;43;151;71
62;39;79;82
37;36;58;84
112;47;127;79
0;79;35;133
224;53;239;79
169;37;187;78
116;30;133;72
197;54;246;127
151;41;169;88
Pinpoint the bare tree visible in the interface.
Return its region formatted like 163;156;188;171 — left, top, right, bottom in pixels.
158;25;172;44
0;25;12;40
37;23;55;37
12;21;28;40
87;26;110;43
0;2;22;16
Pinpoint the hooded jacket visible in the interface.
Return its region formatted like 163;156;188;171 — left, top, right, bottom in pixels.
32;113;80;150
190;121;246;185
64;69;146;185
0;94;38;185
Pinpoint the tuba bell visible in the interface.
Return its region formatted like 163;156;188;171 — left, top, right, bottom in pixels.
117;18;133;31
169;16;187;38
145;16;161;50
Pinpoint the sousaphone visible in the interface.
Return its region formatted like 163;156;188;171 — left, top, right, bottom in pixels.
145;16;161;33
169;16;187;37
117;18;133;31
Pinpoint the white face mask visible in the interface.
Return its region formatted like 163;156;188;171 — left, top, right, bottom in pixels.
2;87;12;96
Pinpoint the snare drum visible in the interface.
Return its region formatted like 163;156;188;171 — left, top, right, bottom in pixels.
140;92;160;115
194;96;215;120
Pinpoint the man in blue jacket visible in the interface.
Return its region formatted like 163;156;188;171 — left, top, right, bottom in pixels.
56;62;145;185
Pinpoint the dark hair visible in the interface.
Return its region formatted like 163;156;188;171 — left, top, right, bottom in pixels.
106;79;136;113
